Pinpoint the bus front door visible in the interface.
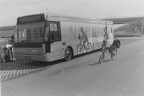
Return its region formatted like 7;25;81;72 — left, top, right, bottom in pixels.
49;22;63;59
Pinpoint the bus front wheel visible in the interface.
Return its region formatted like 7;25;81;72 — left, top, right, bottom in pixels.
65;47;73;61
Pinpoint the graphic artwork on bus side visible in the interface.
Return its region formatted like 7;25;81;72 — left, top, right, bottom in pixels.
77;27;92;54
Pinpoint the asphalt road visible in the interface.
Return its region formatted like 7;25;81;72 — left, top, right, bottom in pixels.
1;37;144;96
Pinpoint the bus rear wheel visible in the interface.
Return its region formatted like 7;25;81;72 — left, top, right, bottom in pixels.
65;47;73;61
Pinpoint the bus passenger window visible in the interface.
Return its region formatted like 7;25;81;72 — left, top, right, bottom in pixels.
54;24;57;31
50;22;61;42
50;24;54;31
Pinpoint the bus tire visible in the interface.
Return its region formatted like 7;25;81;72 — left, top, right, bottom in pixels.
65;47;73;61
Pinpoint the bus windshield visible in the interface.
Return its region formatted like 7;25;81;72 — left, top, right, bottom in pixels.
16;28;44;42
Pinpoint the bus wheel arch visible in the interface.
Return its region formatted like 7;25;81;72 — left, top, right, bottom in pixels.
65;46;73;61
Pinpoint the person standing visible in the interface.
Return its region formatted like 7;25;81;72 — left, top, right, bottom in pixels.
80;27;89;50
6;34;15;61
104;23;109;47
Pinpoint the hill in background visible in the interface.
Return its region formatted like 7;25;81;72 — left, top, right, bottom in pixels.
0;25;15;38
104;17;141;24
105;17;144;37
114;17;143;37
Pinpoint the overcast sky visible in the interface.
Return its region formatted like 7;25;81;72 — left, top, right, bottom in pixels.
0;0;144;26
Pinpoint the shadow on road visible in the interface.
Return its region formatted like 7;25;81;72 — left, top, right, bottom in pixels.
1;49;100;71
1;37;142;71
89;59;112;66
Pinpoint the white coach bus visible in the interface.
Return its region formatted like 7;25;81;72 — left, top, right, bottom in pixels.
14;13;114;62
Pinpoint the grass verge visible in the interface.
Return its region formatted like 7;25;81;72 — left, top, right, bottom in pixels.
114;31;143;37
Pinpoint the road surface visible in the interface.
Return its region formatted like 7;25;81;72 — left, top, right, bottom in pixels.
1;37;144;96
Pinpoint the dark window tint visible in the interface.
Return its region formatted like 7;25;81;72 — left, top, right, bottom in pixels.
49;22;61;41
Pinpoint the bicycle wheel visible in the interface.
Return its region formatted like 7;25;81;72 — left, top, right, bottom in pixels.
111;48;117;60
87;42;92;51
99;53;105;64
0;56;6;63
77;44;83;54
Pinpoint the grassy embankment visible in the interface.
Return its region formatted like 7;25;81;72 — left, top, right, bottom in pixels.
0;38;8;46
114;17;143;37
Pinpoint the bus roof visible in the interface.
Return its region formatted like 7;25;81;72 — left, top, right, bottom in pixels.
46;13;113;24
17;13;113;24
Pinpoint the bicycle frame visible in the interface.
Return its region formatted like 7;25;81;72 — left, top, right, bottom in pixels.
99;46;117;64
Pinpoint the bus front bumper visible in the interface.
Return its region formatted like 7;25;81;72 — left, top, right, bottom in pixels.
14;54;52;62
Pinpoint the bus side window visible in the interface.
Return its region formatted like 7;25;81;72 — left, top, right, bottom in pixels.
50;22;61;42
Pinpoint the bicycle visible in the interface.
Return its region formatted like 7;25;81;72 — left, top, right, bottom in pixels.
0;54;6;63
0;45;14;63
0;46;6;63
99;39;121;64
99;45;117;64
77;41;92;54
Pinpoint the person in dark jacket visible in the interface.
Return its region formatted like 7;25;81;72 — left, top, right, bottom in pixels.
111;39;121;49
